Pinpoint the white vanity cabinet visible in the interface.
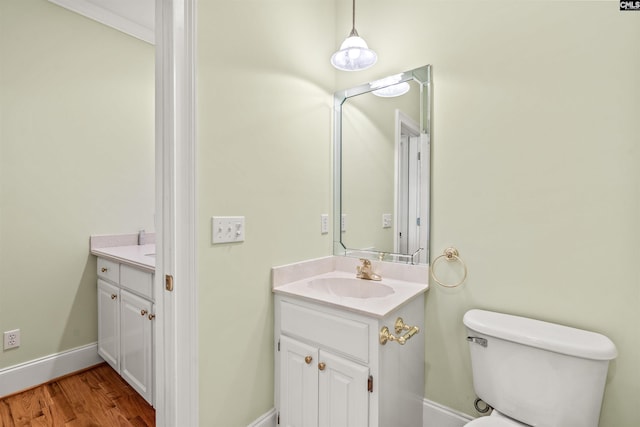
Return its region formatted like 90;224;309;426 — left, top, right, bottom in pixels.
280;336;369;427
96;257;154;405
274;294;425;427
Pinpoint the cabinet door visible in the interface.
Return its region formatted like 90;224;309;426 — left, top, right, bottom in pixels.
120;290;153;404
318;351;369;427
97;279;120;370
279;336;319;427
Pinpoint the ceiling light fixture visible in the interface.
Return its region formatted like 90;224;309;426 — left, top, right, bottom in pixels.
330;0;377;71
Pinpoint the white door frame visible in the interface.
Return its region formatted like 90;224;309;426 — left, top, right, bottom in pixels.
155;0;198;426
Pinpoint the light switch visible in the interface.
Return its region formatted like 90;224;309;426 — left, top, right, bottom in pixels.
382;213;392;228
320;214;329;234
212;216;245;244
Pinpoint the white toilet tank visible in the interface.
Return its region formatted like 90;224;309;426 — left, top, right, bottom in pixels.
464;309;617;427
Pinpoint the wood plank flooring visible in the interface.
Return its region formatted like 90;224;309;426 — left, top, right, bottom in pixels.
0;363;155;427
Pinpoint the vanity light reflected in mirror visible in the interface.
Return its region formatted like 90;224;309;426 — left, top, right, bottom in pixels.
370;74;411;98
372;82;410;98
333;65;432;265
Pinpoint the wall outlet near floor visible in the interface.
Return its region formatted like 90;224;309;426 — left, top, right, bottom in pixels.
4;329;20;350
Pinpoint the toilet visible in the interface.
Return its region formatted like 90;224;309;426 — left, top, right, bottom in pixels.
463;309;617;427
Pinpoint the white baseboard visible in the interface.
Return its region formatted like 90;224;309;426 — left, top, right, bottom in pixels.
0;343;102;398
247;408;276;427
248;400;473;427
423;398;474;427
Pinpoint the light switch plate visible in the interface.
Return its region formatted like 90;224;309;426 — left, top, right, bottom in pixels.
382;213;392;228
320;214;329;234
212;216;245;244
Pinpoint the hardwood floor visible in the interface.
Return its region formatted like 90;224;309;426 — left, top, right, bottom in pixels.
0;363;155;427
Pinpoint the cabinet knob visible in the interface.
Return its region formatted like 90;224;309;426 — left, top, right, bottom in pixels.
111;294;117;300
304;356;312;364
148;314;156;320
101;267;108;273
318;362;326;371
141;309;148;316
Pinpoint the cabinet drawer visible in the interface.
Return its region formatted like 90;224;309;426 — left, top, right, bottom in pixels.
120;265;153;300
97;258;120;282
280;300;369;363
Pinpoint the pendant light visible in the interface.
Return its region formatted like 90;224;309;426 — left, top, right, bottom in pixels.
330;0;377;71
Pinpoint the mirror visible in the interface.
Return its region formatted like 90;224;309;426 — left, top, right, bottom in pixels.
333;65;432;264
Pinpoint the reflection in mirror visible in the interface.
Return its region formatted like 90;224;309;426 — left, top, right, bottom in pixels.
334;65;431;264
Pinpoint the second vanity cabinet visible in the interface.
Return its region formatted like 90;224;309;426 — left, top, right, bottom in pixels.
275;293;425;427
97;257;154;405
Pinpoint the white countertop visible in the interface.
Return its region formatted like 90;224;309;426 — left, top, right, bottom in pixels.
272;256;429;318
91;243;156;273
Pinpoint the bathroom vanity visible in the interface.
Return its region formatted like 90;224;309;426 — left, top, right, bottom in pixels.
273;65;432;426
273;256;428;427
90;235;156;405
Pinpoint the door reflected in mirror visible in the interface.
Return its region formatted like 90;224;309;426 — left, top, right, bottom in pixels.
334;65;431;264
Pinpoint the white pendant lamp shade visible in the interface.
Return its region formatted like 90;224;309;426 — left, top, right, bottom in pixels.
331;0;377;71
331;29;377;71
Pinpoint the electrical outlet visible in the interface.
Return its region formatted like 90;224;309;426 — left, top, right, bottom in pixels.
341;214;347;232
4;329;20;350
320;214;329;234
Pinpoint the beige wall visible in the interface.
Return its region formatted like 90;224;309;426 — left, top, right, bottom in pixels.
196;1;334;425
0;0;154;368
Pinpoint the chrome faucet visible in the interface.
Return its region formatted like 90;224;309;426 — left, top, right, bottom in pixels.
356;258;381;281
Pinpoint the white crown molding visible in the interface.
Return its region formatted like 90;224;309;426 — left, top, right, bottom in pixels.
48;0;155;44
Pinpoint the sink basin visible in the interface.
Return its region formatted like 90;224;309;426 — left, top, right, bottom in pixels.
307;277;394;299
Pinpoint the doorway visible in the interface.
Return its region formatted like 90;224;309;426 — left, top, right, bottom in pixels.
394;110;429;264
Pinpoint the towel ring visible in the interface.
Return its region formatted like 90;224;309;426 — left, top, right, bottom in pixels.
430;247;468;288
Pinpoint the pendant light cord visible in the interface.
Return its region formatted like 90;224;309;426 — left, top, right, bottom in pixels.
349;0;359;37
352;0;356;31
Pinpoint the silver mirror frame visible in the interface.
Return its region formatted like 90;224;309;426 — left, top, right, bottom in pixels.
333;64;432;264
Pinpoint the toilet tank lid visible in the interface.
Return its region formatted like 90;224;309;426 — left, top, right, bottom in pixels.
463;309;617;361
